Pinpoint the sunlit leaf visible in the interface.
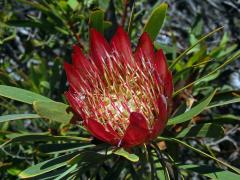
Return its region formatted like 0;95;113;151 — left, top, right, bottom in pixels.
0;85;53;104
33;101;73;124
207;97;240;109
114;148;139;162
54;164;78;180
68;0;79;10
168;90;216;125
19;152;79;178
0;114;40;123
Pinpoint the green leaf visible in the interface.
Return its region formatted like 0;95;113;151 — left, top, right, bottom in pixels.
207;97;240;109
211;90;240;102
0;85;53;104
67;0;79;10
0;134;91;148
7;20;43;28
114;148;139;162
89;9;104;33
33;101;73;124
16;0;64;27
158;137;240;174
176;123;224;139
173;51;240;95
195;70;220;84
54;164;77;180
98;0;110;10
142;3;168;41
213;115;240;123
18;152;79;178
167;90;216;125
154;42;176;54
16;0;49;13
103;21;112;30
7;168;22;176
179;164;240;180
68;151;107;165
0;114;40;123
7;19;68;35
170;26;224;69
39;143;94;154
20;167;71;180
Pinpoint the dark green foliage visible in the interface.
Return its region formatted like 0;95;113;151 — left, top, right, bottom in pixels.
0;0;240;179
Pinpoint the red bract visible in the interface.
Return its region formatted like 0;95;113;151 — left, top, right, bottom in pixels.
64;27;173;147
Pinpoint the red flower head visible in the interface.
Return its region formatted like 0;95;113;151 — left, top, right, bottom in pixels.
64;27;173;147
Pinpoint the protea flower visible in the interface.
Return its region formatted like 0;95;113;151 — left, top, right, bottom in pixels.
64;27;173;147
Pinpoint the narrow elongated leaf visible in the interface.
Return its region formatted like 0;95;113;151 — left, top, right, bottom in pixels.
211;90;240;102
68;151;107;165
0;85;53;104
33;101;73;124
0;134;91;148
18;152;79;178
39;143;94;154
7;20;44;28
89;9;104;33
16;0;49;13
142;3;167;41
168;90;216;125
25;167;73;180
173;51;240;95
114;148;139;162
207;97;240;109
176;123;224;139
7;20;68;34
154;156;165;179
213;115;240;123
16;0;64;26
158;137;240;174
179;164;240;180
127;1;135;34
170;26;223;69
54;164;77;180
0;114;40;123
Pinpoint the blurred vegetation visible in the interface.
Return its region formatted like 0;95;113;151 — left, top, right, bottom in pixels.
0;0;240;179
